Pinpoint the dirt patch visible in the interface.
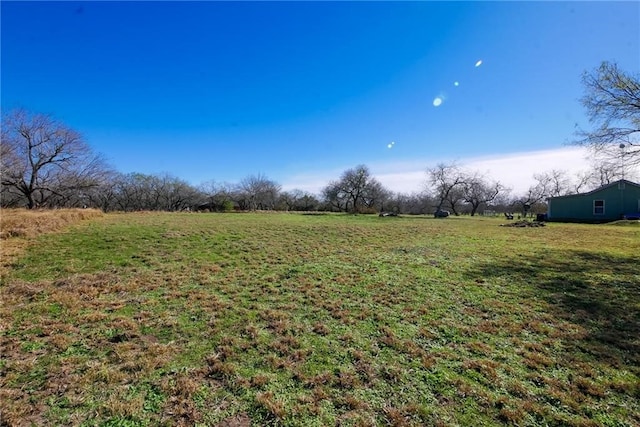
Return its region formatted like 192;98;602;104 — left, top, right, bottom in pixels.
217;413;251;427
500;221;546;227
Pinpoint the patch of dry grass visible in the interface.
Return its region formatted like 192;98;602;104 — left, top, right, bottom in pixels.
0;208;104;277
0;208;104;239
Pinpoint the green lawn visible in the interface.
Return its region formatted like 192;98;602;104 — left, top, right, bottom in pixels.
1;213;639;426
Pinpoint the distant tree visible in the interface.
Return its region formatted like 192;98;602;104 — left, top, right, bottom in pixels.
278;189;320;211
111;173;143;211
198;180;235;212
427;162;467;215
383;192;406;215
512;172;557;217
84;171;121;211
580;148;639;188
322;182;349;212
1;109;111;208
408;192;435;215
102;172;198;211
589;161;624;187
156;173;200;211
237;174;281;211
489;192;514;215
296;192;320;211
363;179;392;212
444;186;466;216
538;163;637;198
535;169;573;198
322;165;388;213
50;169;118;209
278;189;303;211
462;175;505;216
575;61;640;166
571;170;595;194
388;192;434;215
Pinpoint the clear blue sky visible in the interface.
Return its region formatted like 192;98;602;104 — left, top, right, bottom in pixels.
2;1;639;193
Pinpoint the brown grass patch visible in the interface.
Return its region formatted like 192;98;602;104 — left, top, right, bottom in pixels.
0;208;103;277
0;208;103;239
255;391;287;420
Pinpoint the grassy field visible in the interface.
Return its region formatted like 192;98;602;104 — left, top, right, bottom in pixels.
1;211;639;426
0;209;104;279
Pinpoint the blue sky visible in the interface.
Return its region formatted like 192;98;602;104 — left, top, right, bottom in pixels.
2;1;639;194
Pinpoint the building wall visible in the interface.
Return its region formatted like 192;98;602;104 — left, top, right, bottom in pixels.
548;182;640;222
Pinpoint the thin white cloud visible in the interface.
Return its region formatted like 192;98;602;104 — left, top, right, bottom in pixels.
282;146;595;196
463;147;594;193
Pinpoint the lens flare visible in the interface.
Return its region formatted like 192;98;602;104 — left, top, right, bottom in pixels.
475;60;483;67
433;97;443;107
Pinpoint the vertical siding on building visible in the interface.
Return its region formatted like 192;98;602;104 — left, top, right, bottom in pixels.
547;180;640;222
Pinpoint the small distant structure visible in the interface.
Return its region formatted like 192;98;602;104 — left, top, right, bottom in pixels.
546;179;640;223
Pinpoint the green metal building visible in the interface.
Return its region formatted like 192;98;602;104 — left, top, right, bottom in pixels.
547;179;640;223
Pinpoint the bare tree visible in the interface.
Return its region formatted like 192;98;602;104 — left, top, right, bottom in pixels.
155;173;200;211
197;180;235;212
278;189;320;211
579;146;640;189
406;192;435;215
1;109;110;208
571;170;595;194
110;173;141;211
536;170;573;197
575;61;640;166
362;179;392;212
444;185;466;216
322;182;349;212
322;165;388;213
296;192;320;211
84;170;121;211
489;191;514;215
383;192;434;215
237;174;281;211
512;173;556;217
462;175;505;216
427;162;467;215
278;189;301;211
98;172;198;212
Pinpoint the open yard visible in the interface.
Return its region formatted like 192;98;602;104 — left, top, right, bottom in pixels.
1;211;639;426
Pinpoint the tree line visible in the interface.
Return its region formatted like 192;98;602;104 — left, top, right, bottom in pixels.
2;61;638;214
